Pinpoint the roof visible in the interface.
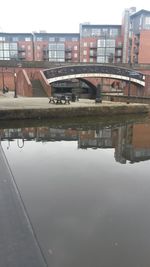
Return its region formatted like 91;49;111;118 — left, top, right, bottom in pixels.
81;24;121;28
130;9;150;18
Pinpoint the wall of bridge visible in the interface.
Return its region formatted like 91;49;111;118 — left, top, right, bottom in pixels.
1;65;150;97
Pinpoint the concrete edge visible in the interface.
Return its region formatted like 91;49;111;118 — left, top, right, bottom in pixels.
0;104;149;120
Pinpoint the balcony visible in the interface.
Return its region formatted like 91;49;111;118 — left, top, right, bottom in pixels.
115;54;122;58
115;43;123;49
18;54;26;59
43;47;49;52
89;51;97;57
18;47;25;52
134;39;139;45
134;47;139;54
90;43;97;49
65;48;72;52
43;54;49;60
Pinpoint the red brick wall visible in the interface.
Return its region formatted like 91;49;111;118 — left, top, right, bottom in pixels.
133;124;150;149
1;66;150;97
138;31;150;63
17;69;32;97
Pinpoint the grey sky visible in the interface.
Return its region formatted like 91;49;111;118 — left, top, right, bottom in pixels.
0;0;150;33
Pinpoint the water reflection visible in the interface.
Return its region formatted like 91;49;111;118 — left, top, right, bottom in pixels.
1;119;150;164
1;117;150;267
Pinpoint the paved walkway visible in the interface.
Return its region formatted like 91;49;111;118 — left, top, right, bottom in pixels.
0;92;149;120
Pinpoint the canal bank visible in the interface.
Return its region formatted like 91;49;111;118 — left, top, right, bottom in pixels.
0;96;149;120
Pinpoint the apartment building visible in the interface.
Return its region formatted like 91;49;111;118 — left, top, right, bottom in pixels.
0;33;34;61
0;8;150;64
33;32;80;62
129;9;150;64
79;23;123;63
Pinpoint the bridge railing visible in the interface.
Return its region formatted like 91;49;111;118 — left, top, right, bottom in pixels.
43;64;144;80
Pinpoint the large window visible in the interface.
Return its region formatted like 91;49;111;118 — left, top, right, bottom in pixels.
145;16;150;29
97;38;115;63
10;43;17;50
97;56;106;63
0;42;18;59
48;42;65;62
0;36;5;41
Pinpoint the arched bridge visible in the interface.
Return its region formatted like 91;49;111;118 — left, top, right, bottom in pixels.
43;64;145;87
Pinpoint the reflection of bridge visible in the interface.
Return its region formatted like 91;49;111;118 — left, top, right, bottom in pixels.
43;64;145;87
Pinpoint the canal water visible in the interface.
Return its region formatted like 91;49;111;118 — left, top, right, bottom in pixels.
1;115;150;267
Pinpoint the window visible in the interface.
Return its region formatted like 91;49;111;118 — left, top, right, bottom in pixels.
48;42;65;62
97;48;105;55
97;39;105;47
0;43;4;49
145;17;150;29
91;28;101;36
106;39;115;47
27;45;31;50
83;42;87;47
74;45;78;50
4;50;10;57
117;50;122;56
74;53;78;58
145;17;150;24
97;56;105;63
10;43;17;50
109;28;119;37
106;47;115;55
49;43;57;50
49;37;55;42
0;51;4;59
59;37;65;42
36;37;43;41
116;58;121;63
90;50;94;56
0;36;5;41
83;50;87;55
37;45;41;50
90;42;95;48
3;43;9;50
25;37;31;41
83;58;87;62
90;58;94;62
12;37;18;42
10;50;17;58
72;37;78;41
57;43;65;50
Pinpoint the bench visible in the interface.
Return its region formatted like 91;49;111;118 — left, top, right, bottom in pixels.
49;94;71;104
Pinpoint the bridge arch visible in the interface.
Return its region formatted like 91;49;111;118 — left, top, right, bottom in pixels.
43;64;145;87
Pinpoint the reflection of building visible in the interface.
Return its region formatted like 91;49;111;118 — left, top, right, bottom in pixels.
122;123;150;162
1;121;150;164
78;128;113;148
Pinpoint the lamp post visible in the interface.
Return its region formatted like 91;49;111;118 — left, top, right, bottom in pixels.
14;71;17;98
1;67;5;93
127;76;131;104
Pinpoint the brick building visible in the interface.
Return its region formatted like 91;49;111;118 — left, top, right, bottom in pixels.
129;9;150;64
0;8;150;64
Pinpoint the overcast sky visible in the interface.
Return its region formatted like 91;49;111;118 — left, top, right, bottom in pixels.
0;0;150;34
